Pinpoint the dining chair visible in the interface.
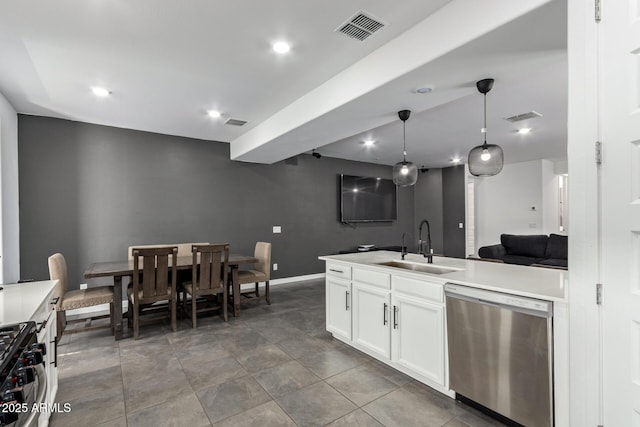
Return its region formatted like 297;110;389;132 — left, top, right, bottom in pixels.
127;242;209;305
127;246;178;339
182;243;229;327
233;241;272;305
48;253;115;342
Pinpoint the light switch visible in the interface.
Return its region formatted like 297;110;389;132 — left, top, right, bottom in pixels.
458;222;464;229
273;226;282;233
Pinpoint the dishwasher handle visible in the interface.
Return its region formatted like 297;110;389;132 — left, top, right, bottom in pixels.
445;283;552;318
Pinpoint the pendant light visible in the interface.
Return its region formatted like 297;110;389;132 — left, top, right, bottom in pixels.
392;109;418;186
468;78;503;176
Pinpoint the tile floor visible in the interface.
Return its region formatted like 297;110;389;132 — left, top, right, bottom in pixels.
50;279;504;427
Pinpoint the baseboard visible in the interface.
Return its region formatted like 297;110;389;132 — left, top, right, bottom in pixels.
270;272;325;285
65;273;326;320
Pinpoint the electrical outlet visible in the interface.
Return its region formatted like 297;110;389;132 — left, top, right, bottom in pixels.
458;222;464;229
273;226;282;234
79;283;88;290
273;263;278;271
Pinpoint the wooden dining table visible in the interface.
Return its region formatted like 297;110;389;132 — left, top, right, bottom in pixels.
84;254;258;340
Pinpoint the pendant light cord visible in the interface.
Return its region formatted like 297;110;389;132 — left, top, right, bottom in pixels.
483;93;488;145
403;120;407;161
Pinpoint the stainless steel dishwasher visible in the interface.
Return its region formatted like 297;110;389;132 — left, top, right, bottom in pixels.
445;283;553;427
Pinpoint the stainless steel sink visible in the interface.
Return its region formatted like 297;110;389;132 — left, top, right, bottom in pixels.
377;261;460;275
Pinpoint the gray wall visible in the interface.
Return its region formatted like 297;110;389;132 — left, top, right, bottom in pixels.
414;170;444;254
414;166;465;258
442;165;465;258
18;116;414;288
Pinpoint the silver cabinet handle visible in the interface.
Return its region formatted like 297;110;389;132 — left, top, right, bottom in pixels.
393;305;399;329
345;291;350;310
330;268;344;274
383;303;388;325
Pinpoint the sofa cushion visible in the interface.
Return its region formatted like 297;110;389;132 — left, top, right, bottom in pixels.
502;254;546;266
478;244;506;260
545;234;568;260
537;258;568;268
501;234;548;258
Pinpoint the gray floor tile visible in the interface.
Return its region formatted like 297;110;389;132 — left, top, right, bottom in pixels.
51;386;125;427
123;365;193;413
235;344;292;373
365;360;414;386
253;360;320;397
58;346;121;379
182;356;248;391
174;340;231;364
326;364;400;406
275;381;357;426
197;376;272;423
56;365;123;403
326;409;384;426
127;393;210;427
219;329;271;356
298;347;369;379
212;400;296;426
362;382;456;427
444;419;473;427
276;334;331;359
95;416;128;427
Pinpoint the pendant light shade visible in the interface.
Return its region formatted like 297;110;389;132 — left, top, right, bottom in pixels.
468;78;503;177
393;110;418;187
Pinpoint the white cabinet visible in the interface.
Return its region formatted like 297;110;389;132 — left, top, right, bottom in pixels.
391;293;444;385
352;283;391;359
324;263;447;393
326;277;352;341
326;263;352;342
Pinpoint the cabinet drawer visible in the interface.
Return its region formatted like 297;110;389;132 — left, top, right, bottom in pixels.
393;275;443;303
327;263;351;280
353;268;390;289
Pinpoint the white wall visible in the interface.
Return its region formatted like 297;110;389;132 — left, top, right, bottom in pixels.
0;91;19;283
471;159;544;253
541;159;561;235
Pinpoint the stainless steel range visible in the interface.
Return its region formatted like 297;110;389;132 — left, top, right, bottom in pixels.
0;322;47;427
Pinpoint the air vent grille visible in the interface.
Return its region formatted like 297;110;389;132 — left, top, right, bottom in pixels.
337;11;385;41
224;118;247;126
504;111;543;122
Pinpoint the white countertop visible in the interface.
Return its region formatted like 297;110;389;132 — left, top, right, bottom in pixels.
0;280;58;325
319;251;568;303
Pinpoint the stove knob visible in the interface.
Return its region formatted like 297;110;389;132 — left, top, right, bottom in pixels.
32;342;47;356
0;410;20;424
16;366;35;385
8;387;25;403
24;349;43;365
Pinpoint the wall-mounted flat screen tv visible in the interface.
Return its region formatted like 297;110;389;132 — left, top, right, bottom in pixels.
340;174;397;222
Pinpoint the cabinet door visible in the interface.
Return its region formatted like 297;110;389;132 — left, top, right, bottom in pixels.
352;283;391;359
392;293;445;386
38;309;58;427
326;278;351;341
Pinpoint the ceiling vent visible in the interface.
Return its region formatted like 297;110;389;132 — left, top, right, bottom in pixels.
336;11;385;41
224;118;247;126
504;111;543;122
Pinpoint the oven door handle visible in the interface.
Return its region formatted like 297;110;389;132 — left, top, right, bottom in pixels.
23;364;47;427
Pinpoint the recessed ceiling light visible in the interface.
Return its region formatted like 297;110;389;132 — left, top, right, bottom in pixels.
451;157;462;163
363;139;375;146
272;41;291;54
207;110;222;118
416;87;433;94
518;127;532;134
91;87;111;97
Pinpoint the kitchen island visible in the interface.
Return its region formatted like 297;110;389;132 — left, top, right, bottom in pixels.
319;251;569;426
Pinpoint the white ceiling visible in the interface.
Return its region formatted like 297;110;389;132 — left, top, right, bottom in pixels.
0;0;567;168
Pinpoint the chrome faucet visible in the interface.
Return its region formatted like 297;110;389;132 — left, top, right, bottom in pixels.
401;232;408;260
418;219;433;263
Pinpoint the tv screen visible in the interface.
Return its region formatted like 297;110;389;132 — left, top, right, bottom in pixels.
340;174;397;222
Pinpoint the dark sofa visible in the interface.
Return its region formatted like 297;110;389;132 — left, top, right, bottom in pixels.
478;233;567;269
